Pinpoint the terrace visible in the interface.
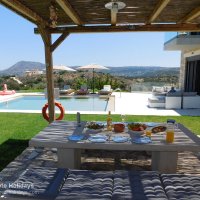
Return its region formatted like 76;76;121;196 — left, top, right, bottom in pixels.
0;116;200;199
0;0;200;199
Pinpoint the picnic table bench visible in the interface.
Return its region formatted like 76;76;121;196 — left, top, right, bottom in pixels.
1;164;200;199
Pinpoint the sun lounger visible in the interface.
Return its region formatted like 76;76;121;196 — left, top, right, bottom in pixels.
76;85;89;95
59;85;74;95
98;85;112;95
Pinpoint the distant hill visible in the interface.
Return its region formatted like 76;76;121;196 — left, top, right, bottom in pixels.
0;61;45;76
0;61;179;77
106;66;179;77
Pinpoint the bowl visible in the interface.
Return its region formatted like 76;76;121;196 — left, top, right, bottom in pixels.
113;123;125;133
128;123;147;136
128;129;145;136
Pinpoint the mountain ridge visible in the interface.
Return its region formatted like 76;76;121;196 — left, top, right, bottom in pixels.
0;61;45;76
0;61;179;77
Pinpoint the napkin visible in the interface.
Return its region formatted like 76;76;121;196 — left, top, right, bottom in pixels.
145;122;159;127
88;135;108;143
132;136;152;144
112;136;129;143
68;135;84;141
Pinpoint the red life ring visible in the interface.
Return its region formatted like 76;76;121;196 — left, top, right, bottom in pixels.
42;102;65;122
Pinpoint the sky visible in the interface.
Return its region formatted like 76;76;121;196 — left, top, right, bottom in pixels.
0;4;181;70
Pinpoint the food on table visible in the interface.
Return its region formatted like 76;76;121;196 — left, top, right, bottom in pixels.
113;123;125;133
152;126;167;133
87;122;104;129
128;123;147;131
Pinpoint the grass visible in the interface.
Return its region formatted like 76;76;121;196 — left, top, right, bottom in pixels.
17;89;43;93
0;113;200;171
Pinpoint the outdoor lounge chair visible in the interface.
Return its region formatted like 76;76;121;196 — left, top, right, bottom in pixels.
59;85;74;95
165;91;182;109
98;85;112;95
76;85;89;95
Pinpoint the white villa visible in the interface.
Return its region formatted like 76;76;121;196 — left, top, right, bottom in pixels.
25;69;44;76
164;32;200;94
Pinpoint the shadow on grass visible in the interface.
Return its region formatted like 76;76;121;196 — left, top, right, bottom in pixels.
0;139;28;171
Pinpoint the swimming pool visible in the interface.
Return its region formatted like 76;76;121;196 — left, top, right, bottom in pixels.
0;95;109;111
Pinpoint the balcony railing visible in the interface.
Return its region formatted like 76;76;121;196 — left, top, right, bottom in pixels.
164;32;200;45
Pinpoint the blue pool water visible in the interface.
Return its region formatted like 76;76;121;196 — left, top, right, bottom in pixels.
0;96;108;111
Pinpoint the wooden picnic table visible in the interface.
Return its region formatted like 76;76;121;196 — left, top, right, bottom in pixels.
29;121;200;173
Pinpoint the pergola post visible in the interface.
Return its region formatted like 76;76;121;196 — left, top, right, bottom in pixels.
38;26;55;123
45;38;55;123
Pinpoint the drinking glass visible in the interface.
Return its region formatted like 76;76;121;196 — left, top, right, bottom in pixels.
120;114;126;123
145;129;152;138
166;123;175;143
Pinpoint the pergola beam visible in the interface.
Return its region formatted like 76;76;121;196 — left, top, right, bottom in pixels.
0;0;48;26
51;32;70;52
178;7;200;23
34;24;200;34
146;0;171;24
56;0;83;25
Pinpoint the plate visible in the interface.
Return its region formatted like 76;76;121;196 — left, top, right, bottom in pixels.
86;122;104;130
145;122;160;127
68;135;84;141
88;135;108;143
112;136;129;143
132;136;152;144
86;128;103;133
152;126;167;133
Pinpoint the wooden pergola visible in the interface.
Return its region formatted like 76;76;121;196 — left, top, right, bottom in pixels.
1;0;200;122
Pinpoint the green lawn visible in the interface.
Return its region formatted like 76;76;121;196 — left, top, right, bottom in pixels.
0;113;200;171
